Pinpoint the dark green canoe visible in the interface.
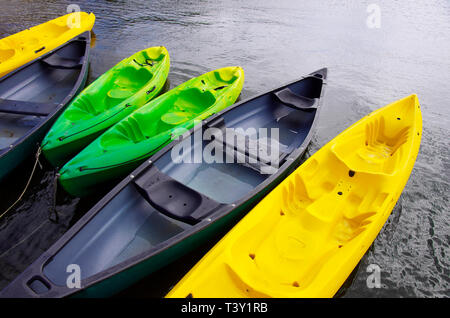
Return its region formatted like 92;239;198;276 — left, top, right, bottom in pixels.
0;32;91;182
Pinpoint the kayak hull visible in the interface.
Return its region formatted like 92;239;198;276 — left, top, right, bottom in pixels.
0;12;95;78
0;33;91;181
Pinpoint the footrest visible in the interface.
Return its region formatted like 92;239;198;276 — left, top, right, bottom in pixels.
274;88;317;110
0;99;58;116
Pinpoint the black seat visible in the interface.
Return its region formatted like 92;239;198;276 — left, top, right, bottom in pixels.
41;54;84;69
273;87;317;110
134;167;224;224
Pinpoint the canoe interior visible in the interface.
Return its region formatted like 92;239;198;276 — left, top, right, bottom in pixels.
40;74;324;289
156;76;321;204
43;184;192;286
0;39;86;150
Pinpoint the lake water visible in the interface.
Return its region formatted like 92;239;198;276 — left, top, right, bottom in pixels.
0;0;448;297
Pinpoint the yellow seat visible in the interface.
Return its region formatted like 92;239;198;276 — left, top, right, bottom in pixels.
332;115;411;175
166;94;422;298
0;12;95;77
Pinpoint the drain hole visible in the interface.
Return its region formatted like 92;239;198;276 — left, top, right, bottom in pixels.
292;281;300;287
249;253;255;260
338;191;343;195
348;170;355;177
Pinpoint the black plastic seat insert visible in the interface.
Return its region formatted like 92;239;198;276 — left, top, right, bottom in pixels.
133;166;225;225
41;54;84;69
273;87;317;110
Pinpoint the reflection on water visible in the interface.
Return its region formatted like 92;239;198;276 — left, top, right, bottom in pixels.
0;0;449;297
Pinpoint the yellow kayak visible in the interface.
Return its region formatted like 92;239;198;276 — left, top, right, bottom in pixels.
166;94;422;298
0;12;95;78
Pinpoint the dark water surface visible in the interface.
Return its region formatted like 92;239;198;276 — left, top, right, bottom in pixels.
0;0;449;297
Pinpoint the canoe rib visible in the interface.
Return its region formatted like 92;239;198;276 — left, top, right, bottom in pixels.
0;99;58;117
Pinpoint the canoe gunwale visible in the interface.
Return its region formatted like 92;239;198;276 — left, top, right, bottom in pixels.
0;32;91;166
0;68;327;298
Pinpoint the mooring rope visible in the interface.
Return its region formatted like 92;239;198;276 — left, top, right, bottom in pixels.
0;147;42;220
49;171;60;223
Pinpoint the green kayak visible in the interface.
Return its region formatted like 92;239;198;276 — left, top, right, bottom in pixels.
41;46;170;167
59;66;245;197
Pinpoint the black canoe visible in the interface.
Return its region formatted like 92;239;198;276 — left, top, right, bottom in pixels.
0;32;91;181
0;68;327;298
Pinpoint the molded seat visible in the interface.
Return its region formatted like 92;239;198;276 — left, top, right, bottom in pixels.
107;88;134;100
134;167;224;224
160;111;191;125
274;87;317;110
0;49;15;62
41;54;84;69
214;67;240;83
331;116;411;175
